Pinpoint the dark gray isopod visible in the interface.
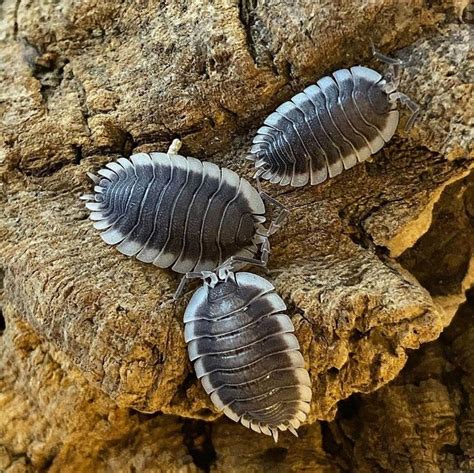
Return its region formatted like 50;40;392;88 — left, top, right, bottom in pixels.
247;64;419;187
81;143;280;274
184;270;312;441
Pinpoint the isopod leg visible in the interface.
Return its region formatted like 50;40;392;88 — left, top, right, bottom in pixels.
371;43;419;129
218;255;268;272
390;92;420;131
371;42;404;90
174;274;196;301
256;177;289;237
262;197;289;236
214;254;270;283
371;47;403;65
173;270;217;300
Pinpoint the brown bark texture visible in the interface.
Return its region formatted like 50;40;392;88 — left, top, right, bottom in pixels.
0;0;472;471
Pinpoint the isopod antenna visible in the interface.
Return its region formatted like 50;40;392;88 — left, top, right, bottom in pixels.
371;43;420;131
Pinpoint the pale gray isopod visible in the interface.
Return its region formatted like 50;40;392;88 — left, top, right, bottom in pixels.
81;141;287;275
247;56;419;187
183;267;312;441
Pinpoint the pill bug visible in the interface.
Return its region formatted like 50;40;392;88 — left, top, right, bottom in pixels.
183;267;312;441
81;141;286;274
247;54;419;187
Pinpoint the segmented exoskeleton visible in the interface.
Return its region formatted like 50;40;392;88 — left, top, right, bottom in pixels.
183;265;312;441
81;141;287;275
247;52;419;187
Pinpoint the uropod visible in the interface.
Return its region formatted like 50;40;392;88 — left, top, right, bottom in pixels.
81;140;287;277
247;50;419;187
182;262;312;442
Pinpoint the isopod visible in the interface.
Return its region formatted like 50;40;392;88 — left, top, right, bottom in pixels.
81;140;287;275
183;264;312;442
247;51;419;187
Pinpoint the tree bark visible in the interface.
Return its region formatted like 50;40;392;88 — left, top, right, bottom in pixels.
0;1;472;471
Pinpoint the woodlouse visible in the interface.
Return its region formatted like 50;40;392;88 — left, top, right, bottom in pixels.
81;140;287;275
183;266;312;441
247;53;419;187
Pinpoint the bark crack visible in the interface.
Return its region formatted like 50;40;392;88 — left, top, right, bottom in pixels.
238;0;259;66
182;419;216;472
12;0;21;39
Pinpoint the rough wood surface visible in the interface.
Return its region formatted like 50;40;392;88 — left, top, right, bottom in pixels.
0;0;472;471
325;291;474;473
0;309;198;473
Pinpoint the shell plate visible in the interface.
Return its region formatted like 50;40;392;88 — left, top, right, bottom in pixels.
248;66;399;187
184;272;312;438
84;153;266;273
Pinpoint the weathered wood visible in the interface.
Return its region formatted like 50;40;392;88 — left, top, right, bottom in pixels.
0;0;471;470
